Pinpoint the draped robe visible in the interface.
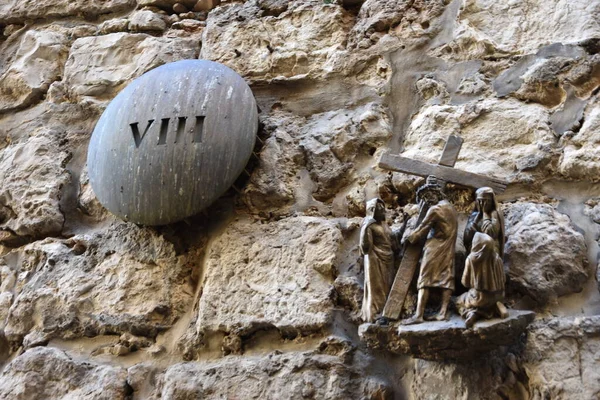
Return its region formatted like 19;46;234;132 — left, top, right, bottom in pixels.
412;200;458;291
360;218;395;322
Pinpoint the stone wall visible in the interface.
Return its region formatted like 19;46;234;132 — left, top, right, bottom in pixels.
0;0;599;398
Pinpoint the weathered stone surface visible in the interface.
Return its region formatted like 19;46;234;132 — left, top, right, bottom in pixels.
0;100;101;148
401;98;556;183
333;275;363;322
0;0;136;24
99;18;130;34
201;1;354;82
584;198;600;224
129;10;168;32
258;0;288;17
0;129;70;239
63;33;200;99
194;0;220;12
0;30;68;113
559;98;600;181
181;216;341;354
0;347;129;400
3;24;24;37
78;167;110;222
566;54;600;99
504;202;589;304
524;316;600;399
359;310;535;361
172;3;188;13
91;332;154;357
244;103;392;212
456;0;600;55
0;0;135;24
301;103;392;201
2;222;196;348
488;46;599;112
138;0;197;12
349;0;448;49
243;112;306;212
430;22;510;62
512;57;571;107
155;349;391;399
170;19;204;32
410;355;530;400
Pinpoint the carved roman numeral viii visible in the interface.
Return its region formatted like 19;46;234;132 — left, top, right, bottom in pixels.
129;116;205;147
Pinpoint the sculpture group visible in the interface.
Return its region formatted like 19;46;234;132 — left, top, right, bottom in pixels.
361;135;510;328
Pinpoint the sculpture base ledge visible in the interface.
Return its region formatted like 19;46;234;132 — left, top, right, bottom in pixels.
358;309;535;362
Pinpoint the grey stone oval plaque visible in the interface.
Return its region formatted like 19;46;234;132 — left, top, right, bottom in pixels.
88;60;257;225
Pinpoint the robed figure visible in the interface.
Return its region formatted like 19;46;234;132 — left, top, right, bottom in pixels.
404;182;458;324
360;198;404;323
457;187;509;327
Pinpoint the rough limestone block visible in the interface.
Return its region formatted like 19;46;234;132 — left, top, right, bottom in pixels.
0;129;70;239
524;316;600;399
401;98;556;183
129;10;167;32
300;103;392;201
189;216;342;346
349;0;448;48
2;222;195;348
63;33;199;99
200;1;354;82
157;350;391;399
0;347;129;400
0;30;68;113
504;202;589;303
243;103;392;211
457;0;600;55
410;353;530;399
0;0;135;24
560;98;600;181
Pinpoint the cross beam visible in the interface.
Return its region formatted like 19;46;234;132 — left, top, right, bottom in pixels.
378;154;508;193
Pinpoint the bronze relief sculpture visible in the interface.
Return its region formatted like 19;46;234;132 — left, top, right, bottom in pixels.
357;136;535;361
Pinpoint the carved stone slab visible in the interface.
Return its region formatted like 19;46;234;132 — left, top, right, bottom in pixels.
88;60;258;225
359;310;535;361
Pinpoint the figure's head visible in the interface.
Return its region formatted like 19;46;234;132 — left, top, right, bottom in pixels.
476;187;496;213
416;180;445;206
471;232;496;256
366;198;386;221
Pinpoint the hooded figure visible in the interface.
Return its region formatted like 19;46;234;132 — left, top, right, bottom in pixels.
360;198;397;323
461;232;505;292
458;187;508;328
464;187;505;257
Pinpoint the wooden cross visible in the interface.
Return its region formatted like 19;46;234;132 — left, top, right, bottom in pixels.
380;135;509;320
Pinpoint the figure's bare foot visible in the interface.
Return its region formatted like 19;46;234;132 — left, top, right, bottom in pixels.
434;312;449;321
402;316;424;325
465;313;478;328
497;302;509;319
